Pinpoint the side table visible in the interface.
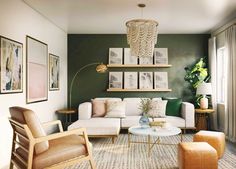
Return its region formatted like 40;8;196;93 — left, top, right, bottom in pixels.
195;108;214;131
56;109;77;130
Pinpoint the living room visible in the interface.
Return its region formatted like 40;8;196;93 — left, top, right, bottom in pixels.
0;0;236;169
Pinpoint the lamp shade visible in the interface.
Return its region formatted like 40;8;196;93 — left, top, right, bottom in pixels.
196;82;212;95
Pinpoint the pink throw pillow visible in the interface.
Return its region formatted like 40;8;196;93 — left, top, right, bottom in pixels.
92;99;106;117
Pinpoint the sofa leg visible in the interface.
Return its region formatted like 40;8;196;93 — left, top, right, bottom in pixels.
112;137;115;144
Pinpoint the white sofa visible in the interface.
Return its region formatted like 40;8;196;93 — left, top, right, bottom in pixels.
68;97;195;142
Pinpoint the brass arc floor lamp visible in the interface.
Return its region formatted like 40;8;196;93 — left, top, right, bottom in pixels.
69;62;107;109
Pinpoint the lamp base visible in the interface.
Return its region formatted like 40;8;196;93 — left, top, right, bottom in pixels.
200;97;208;109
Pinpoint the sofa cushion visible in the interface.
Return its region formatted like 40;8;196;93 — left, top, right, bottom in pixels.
105;100;126;118
94;97;121;101
148;100;167;118
68;118;120;136
162;97;182;117
121;116;141;128
152;97;162;101
92;99;106;117
123;98;148;116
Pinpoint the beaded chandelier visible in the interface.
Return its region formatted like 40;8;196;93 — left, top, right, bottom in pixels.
126;4;158;58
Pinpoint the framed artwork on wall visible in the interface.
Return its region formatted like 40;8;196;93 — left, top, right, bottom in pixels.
109;72;123;89
108;48;123;65
124;48;137;65
139;57;153;65
139;72;153;89
154;72;168;89
49;54;59;91
154;48;168;64
26;36;48;103
124;72;137;89
0;36;23;94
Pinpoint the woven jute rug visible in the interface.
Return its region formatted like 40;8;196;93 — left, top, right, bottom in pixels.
67;134;236;169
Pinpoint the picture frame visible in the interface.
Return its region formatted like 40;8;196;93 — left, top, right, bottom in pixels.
124;72;138;89
26;36;48;103
109;72;123;89
124;48;137;65
139;57;153;65
108;48;123;65
0;36;23;94
139;72;153;89
154;72;168;89
154;48;168;64
49;54;60;91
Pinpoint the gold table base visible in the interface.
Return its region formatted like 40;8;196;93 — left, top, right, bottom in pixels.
128;131;183;157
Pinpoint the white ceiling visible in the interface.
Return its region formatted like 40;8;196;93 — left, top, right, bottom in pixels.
23;0;236;34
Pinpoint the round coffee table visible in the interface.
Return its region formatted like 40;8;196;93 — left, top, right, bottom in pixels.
128;125;182;156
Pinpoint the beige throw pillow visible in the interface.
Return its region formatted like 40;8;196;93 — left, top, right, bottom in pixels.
105;100;126;118
92;99;106;117
148;100;167;118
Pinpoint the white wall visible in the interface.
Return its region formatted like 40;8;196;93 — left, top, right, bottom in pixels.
0;0;67;168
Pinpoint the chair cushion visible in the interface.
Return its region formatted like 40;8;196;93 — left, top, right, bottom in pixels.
16;135;87;169
68;118;120;136
9;107;49;154
162;97;182;117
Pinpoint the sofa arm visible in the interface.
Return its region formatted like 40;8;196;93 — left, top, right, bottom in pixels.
78;102;92;120
181;102;195;128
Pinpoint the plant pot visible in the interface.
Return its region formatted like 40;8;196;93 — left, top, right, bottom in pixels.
139;114;150;128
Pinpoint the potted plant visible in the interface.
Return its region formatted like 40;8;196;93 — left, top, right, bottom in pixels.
184;57;210;107
138;99;152;127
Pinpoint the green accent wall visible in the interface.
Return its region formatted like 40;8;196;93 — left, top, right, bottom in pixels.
68;34;210;108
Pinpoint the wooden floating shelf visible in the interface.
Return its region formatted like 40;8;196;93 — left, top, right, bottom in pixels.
107;88;172;92
107;64;172;68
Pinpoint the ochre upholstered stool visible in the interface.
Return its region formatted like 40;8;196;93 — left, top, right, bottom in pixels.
193;130;225;158
178;142;218;169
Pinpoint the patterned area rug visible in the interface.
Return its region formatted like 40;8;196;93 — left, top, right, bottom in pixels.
68;134;236;169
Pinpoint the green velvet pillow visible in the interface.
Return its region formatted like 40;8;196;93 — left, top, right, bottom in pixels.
162;97;182;117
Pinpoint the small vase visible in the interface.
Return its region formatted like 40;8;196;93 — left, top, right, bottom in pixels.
139;114;150;128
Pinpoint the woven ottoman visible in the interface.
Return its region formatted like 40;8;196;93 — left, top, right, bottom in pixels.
193;130;225;158
178;142;218;169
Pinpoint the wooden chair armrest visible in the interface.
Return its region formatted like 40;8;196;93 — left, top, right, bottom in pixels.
35;128;87;144
42;120;63;132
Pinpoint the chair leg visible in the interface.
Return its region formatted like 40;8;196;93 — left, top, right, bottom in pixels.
10;132;16;169
89;156;96;169
9;161;14;169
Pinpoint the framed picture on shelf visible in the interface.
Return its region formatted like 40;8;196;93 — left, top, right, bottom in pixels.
154;72;168;89
154;48;168;64
0;36;23;93
49;54;60;91
139;57;153;65
26;36;48;103
109;72;123;89
108;48;123;65
139;72;153;89
124;48;137;65
124;72;138;89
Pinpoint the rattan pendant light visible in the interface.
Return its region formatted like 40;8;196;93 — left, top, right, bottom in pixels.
126;4;158;58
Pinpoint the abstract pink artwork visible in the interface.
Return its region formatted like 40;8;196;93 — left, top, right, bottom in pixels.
26;36;48;103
